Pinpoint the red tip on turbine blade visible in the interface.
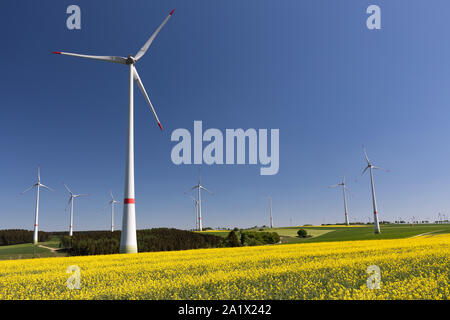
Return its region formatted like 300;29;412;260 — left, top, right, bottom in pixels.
158;122;163;131
170;9;175;15
52;51;61;54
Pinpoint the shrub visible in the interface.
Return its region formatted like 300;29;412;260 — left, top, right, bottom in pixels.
226;230;241;247
297;229;308;238
60;235;72;248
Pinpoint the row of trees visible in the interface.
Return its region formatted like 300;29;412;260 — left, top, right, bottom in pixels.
225;229;280;247
61;228;282;255
0;229;51;246
61;228;224;256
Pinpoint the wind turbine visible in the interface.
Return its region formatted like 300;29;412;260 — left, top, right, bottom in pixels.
107;191;121;232
186;171;213;231
269;196;273;228
53;10;175;253
188;195;199;230
358;146;389;234
20;165;54;244
64;184;87;236
329;176;350;226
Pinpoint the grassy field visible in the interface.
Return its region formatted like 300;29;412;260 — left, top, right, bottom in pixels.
0;233;448;299
199;223;450;244
0;236;64;260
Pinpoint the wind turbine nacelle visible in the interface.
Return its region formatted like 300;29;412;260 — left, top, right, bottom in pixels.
126;55;136;65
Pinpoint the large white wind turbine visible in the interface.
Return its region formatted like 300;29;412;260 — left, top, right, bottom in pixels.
107;191;121;232
329;176;350;226
186;172;213;231
53;10;175;253
21;165;54;244
64;184;87;236
358;146;389;234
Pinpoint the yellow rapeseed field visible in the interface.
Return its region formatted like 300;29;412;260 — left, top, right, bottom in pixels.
0;234;448;300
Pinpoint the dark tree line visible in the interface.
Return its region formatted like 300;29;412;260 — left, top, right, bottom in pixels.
61;228;281;256
62;228;224;256
0;229;51;246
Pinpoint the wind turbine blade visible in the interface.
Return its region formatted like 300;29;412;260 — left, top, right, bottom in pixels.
40;184;55;192
110;190;114;200
52;51;127;64
76;194;88;197
134;9;175;61
133;67;163;130
355;166;369;183
372;166;390;172
328;184;339;188
68;196;72;205
20;185;36;194
37;165;41;181
63;183;72;194
362;145;370;164
200;186;213;194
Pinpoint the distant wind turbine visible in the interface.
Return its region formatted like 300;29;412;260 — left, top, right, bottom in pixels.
186;171;213;231
268;196;273;228
188;195;200;230
64;184;87;236
20;165;54;244
357;146;389;234
107;191;120;232
329;176;350;226
53;9;175;253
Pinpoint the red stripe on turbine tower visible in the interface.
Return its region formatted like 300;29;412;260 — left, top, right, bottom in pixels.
124;198;135;204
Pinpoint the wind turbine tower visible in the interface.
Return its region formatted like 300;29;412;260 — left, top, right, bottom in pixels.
188;195;199;230
358;146;389;234
329;176;350;226
108;191;120;232
21;165;54;244
186;171;213;231
64;184;87;236
269;197;273;228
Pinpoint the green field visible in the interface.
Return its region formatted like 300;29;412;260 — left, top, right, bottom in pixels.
0;236;64;260
199;223;450;244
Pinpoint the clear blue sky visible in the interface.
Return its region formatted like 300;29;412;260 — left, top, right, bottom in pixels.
1;0;450;231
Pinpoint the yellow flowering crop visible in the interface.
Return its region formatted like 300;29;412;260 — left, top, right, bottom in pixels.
0;234;448;300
